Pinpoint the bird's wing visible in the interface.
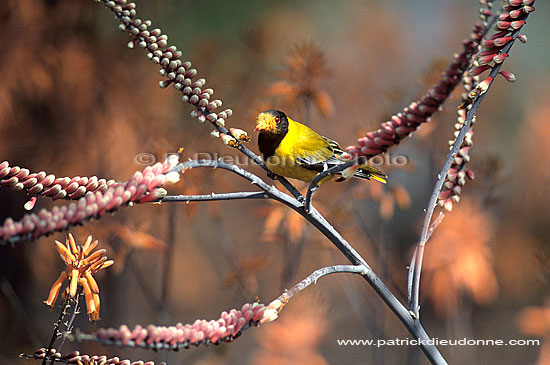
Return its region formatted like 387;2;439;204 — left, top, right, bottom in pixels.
295;136;344;172
297;136;387;183
321;136;344;155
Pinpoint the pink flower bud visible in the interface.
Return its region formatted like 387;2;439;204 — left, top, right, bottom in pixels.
476;76;494;95
482;39;495;47
493;36;513;46
496;21;511;30
499;70;516;83
478;54;495;65
493;53;509;63
509;9;522;18
340;152;352;161
511;20;526;29
468;65;490;76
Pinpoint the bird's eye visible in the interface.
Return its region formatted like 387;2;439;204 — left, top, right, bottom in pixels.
275;117;280;123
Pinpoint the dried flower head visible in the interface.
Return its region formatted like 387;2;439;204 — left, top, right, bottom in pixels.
44;233;113;321
422;200;497;317
269;41;334;118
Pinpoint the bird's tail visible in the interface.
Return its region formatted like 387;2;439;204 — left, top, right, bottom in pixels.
336;164;387;184
357;166;387;183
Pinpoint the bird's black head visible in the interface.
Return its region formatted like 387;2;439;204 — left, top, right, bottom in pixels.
255;110;289;136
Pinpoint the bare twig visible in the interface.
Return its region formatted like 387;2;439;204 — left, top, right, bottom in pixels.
161;191;268;202
304;159;359;212
275;265;367;303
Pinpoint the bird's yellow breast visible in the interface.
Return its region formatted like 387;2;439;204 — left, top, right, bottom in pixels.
265;120;333;184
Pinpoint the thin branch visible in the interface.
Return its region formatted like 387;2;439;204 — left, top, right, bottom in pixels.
161;191;268;203
42;293;77;365
304;159;359;212
43;297;68;365
57;291;81;352
275;265;367;303
344;22;486;160
408;16;532;317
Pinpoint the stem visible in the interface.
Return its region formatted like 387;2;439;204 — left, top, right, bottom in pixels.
304;159;359;212
57;291;81;351
161;191;268;202
43;294;70;365
276;265;367;303
407;20;530;317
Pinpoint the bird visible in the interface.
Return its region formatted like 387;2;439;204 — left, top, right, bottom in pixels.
254;110;387;186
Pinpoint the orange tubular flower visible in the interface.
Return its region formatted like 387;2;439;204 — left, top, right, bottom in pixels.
43;271;67;308
44;233;113;321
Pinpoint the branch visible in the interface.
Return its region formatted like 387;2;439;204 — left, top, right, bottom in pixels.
408;1;536;317
275;265;367;303
304;159;359;212
161;191;268;203
42;291;81;365
179;160;300;207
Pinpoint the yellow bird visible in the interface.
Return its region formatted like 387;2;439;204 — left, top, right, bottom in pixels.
255;110;387;186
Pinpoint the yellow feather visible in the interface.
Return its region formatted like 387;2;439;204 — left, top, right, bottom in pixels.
369;174;387;184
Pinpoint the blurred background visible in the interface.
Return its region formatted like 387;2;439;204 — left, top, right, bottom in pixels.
0;0;549;364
